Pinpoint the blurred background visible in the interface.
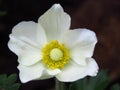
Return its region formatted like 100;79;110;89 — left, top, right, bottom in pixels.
0;0;120;90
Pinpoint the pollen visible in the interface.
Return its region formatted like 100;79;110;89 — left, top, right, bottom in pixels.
42;40;70;70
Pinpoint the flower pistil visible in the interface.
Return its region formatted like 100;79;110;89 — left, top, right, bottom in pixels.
42;40;70;70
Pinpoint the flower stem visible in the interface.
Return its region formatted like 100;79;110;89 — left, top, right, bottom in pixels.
55;79;67;90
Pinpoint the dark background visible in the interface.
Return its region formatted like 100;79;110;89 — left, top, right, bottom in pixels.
0;0;120;90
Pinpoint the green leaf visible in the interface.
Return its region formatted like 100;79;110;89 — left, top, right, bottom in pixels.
70;70;110;90
7;83;21;90
0;74;7;86
55;79;68;90
0;74;21;90
69;78;88;90
94;70;110;90
111;84;120;90
6;74;17;85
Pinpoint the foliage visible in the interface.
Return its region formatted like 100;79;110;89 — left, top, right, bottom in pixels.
111;84;120;90
69;70;110;90
69;70;120;90
0;74;21;90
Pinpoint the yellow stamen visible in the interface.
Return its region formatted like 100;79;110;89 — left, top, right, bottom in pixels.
42;40;70;70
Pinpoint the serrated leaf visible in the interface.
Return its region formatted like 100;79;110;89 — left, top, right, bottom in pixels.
0;74;7;86
0;74;21;90
111;84;120;90
7;83;21;90
0;74;7;80
6;74;17;85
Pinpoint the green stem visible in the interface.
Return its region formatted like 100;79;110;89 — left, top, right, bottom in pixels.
55;79;67;90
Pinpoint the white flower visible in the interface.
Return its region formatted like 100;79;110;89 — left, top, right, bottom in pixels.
8;4;99;83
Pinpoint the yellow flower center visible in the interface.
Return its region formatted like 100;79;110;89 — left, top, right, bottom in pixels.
42;40;70;70
50;48;63;61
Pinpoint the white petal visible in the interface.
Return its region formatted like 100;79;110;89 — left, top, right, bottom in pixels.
56;58;98;82
38;68;61;80
37;24;47;47
46;69;61;75
63;29;97;65
38;4;71;41
39;70;53;80
17;62;45;83
18;47;42;66
8;36;42;66
37;68;61;80
10;21;47;48
86;58;99;76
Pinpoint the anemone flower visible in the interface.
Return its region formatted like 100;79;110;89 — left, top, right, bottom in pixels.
8;4;99;83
